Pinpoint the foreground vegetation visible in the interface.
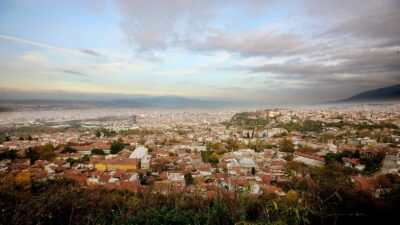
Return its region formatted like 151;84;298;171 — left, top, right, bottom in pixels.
1;164;399;225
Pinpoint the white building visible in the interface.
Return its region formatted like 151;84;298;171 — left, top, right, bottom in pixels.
129;146;151;169
258;128;287;138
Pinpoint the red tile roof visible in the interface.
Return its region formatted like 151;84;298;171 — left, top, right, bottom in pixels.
294;152;325;162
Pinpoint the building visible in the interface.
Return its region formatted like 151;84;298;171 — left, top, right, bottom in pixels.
258;128;287;138
129;146;151;169
128;115;137;126
95;157;139;171
294;152;325;167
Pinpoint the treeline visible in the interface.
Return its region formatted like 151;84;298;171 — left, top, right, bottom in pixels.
279;120;323;133
1;165;399;225
225;112;270;129
352;122;399;130
279;120;399;134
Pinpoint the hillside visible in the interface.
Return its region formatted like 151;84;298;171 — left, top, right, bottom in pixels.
341;83;400;102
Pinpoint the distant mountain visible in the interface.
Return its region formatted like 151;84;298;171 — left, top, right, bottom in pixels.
340;83;400;102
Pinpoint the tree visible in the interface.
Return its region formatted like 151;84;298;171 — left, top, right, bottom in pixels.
227;138;239;151
110;140;124;154
184;172;194;186
36;144;56;160
61;146;77;153
251;167;256;176
25;144;55;163
5;136;11;142
19;136;24;141
91;149;105;155
27;135;33;141
26;147;39;164
0;149;17;161
81;155;90;162
95;130;101;138
353;149;361;158
201;150;212;162
66;158;76;165
209;152;221;164
301;120;323;133
279;137;294;153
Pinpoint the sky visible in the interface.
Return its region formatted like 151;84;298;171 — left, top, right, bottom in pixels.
0;0;399;104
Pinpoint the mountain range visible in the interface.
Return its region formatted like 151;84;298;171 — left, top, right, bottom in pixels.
339;83;400;102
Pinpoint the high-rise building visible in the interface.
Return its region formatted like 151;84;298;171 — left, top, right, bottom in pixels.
128;115;137;126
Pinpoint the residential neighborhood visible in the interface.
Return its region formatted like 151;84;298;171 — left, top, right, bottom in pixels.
1;103;399;199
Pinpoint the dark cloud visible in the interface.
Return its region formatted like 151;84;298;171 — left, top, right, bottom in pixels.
320;1;400;47
186;31;317;57
60;69;89;77
247;48;400;94
79;48;102;57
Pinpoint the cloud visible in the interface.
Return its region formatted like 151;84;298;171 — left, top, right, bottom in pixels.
113;0;277;50
247;47;400;90
60;69;89;77
320;1;400;46
79;48;103;56
0;34;102;57
186;31;316;57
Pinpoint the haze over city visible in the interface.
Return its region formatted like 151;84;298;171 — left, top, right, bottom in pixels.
1;0;399;104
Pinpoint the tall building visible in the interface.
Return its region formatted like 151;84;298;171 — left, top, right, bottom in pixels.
128;115;137;126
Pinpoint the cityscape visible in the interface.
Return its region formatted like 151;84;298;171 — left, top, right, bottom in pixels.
1;0;400;225
1;102;400;224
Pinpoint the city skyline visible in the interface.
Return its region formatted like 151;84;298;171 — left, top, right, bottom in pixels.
0;0;399;104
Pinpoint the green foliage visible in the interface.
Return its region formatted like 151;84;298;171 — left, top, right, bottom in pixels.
95;128;117;138
0;175;399;225
324;150;353;164
26;144;55;164
301;120;323;133
280;120;324;133
26;147;39;164
66;158;76;165
226;138;240;151
0;149;17;161
119;129;153;136
226;112;270;129
325;121;345;128
353;122;399;130
110;139;125;154
61;146;77;153
247;139;268;152
361;151;386;174
95;130;101;138
283;154;294;161
91;149;105;155
280;122;301;132
184;172;194;186
201;150;221;164
66;155;89;165
279;137;294;153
